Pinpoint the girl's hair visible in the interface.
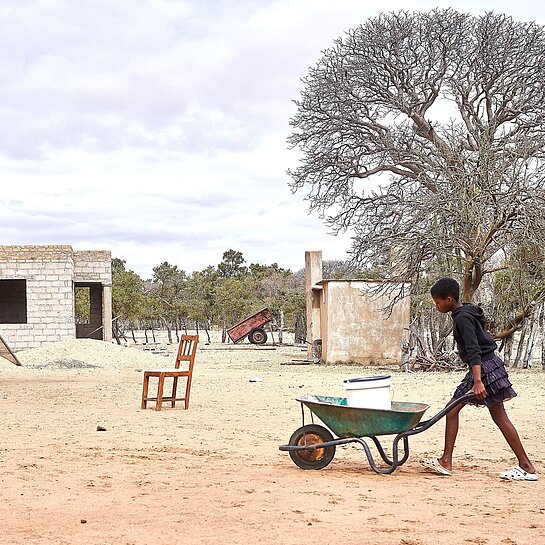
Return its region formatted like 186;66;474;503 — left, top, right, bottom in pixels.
430;277;460;300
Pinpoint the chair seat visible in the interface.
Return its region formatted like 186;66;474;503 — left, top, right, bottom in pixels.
144;368;190;374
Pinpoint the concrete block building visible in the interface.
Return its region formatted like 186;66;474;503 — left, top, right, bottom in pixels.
306;251;410;365
0;245;112;351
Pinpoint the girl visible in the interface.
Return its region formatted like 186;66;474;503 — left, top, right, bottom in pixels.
421;277;538;481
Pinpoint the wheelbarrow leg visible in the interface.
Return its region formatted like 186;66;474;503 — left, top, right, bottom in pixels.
352;435;410;475
367;435;410;467
368;436;394;465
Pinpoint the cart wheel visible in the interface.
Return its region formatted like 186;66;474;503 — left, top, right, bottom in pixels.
288;424;336;470
248;327;267;345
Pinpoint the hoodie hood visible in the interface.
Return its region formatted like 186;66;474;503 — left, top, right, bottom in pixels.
452;303;487;328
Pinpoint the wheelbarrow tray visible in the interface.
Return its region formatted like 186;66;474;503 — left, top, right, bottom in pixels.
297;395;430;438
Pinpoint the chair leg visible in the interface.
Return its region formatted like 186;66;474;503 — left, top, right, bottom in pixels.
155;374;165;411
171;376;179;408
141;374;149;409
184;375;192;409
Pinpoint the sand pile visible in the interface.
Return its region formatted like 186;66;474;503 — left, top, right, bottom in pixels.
15;338;170;369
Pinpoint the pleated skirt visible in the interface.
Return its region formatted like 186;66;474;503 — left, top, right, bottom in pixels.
452;354;517;407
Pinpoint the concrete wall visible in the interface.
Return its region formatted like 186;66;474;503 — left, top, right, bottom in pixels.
74;250;113;342
320;280;410;365
0;245;76;350
0;245;112;351
73;251;112;284
305;251;323;360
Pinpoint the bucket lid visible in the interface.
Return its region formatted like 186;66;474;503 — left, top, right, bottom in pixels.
343;375;391;384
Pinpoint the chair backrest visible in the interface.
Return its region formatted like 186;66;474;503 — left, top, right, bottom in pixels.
174;335;199;370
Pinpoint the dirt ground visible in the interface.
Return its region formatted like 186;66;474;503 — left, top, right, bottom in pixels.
1;334;544;545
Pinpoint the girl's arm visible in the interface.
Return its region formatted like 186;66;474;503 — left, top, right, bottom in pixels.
470;364;487;400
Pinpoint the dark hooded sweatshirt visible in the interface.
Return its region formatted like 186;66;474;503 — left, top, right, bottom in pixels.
451;303;497;366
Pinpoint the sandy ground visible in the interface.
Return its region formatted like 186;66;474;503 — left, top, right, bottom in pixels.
1;333;544;545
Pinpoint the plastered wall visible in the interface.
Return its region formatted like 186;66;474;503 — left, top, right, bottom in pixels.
320;281;410;365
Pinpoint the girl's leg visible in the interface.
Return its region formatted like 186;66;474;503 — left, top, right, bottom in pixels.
438;398;465;471
488;403;536;474
488;402;536;473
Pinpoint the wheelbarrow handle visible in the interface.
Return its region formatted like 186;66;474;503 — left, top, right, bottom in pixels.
403;392;476;437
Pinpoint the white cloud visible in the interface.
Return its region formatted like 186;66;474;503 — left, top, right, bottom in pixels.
2;0;545;277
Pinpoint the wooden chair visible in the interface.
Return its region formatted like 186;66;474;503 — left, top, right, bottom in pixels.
141;335;199;411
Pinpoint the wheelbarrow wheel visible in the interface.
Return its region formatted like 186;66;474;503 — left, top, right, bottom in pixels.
248;327;267;345
288;424;336;470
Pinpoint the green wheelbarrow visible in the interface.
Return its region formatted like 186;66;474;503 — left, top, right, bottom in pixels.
279;392;475;474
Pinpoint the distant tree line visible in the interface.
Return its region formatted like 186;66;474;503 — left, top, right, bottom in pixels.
108;250;306;344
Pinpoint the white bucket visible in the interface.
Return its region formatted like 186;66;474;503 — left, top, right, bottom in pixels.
343;375;392;410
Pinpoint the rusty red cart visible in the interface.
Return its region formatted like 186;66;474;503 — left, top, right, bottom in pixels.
227;308;274;345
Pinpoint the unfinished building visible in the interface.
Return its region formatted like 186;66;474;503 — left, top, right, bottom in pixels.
306;251;410;365
0;245;112;351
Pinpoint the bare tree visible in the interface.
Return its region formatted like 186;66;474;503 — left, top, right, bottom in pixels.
488;241;545;338
289;9;545;318
322;259;366;279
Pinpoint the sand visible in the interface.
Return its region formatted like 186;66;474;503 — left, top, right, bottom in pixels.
1;334;544;545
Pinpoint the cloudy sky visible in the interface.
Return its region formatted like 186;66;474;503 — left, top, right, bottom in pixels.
2;0;545;278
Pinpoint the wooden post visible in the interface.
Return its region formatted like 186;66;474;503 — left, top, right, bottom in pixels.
0;334;22;366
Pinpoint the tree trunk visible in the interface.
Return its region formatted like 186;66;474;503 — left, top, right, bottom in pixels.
162;318;172;344
414;315;426;358
428;310;438;353
461;258;483;302
278;310;284;345
541;310;545;371
112;321;121;345
295;313;306;344
503;335;513;368
421;314;433;357
512;321;528;369
269;322;276;346
522;304;540;369
401;336;410;372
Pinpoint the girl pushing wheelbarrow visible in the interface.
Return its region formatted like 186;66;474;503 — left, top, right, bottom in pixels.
280;278;538;481
423;278;538;481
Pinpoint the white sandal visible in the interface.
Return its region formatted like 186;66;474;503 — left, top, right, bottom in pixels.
499;466;538;481
421;458;452;476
